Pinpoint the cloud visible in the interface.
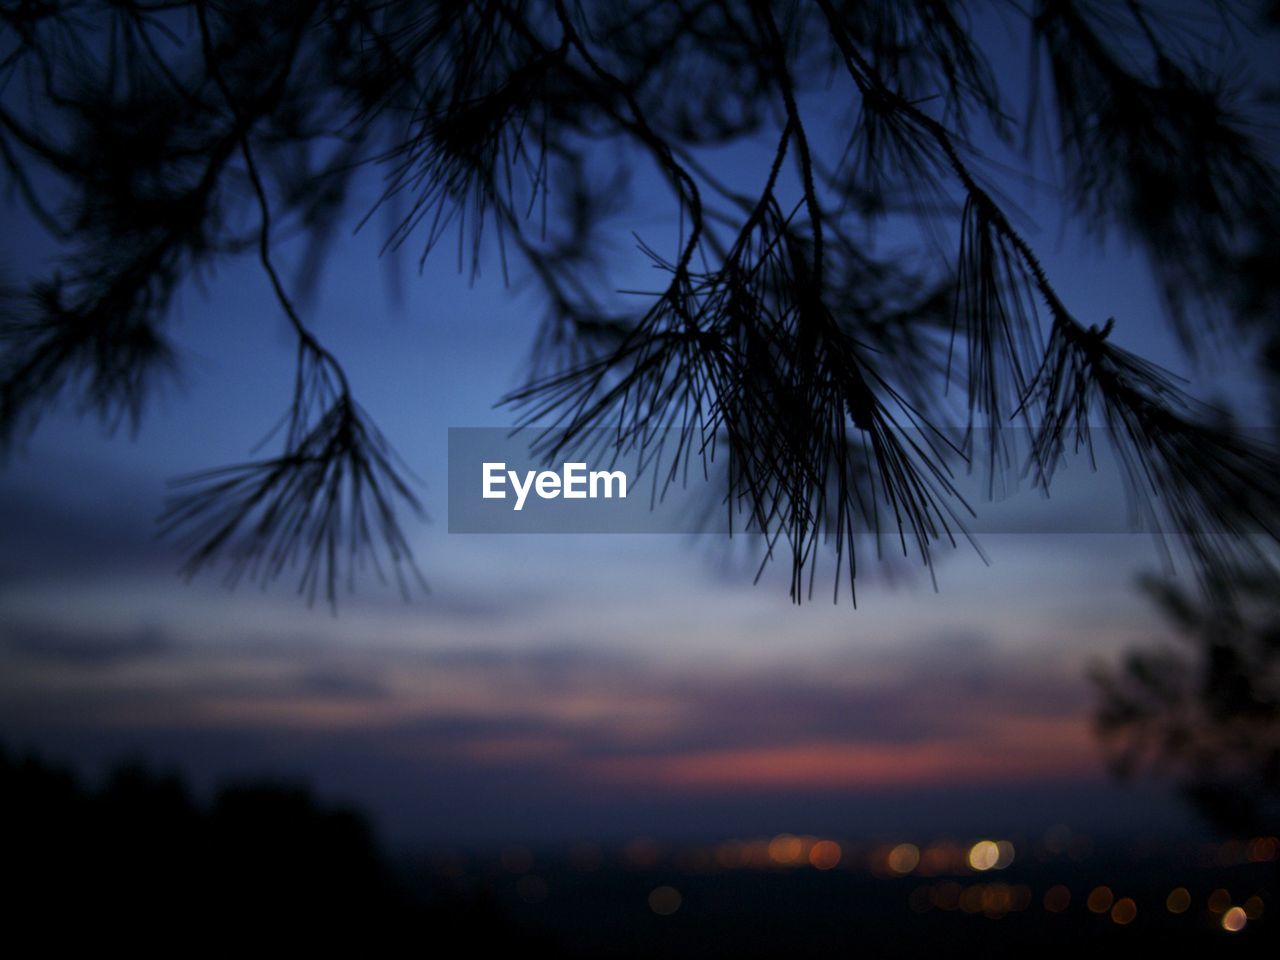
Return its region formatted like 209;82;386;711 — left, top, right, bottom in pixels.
585;719;1095;791
0;605;1107;852
2;621;173;665
293;668;389;700
0;457;178;587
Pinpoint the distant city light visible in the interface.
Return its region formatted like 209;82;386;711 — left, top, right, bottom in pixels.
909;881;1034;918
919;841;963;876
888;843;920;875
960;885;985;914
994;840;1016;870
1222;906;1247;933
1243;895;1264;920
1110;898;1137;925
625;837;661;868
715;840;745;870
1246;837;1278;862
768;834;804;866
1043;885;1071;913
932;882;963;911
1087;886;1114;914
809;840;842;871
1207;889;1232;915
968;840;1000;871
649;886;682;916
743;840;772;869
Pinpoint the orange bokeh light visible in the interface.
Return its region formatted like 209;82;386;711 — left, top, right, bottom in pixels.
809;840;842;871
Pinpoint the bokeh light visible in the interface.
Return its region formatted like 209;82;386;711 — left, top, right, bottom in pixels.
1222;906;1247;933
1043;885;1071;913
960;885;985;914
809;840;842;871
1246;837;1278;862
1087;886;1114;914
1165;887;1190;914
981;883;1012;918
715;840;745;870
768;834;805;866
1110;898;1137;925
649;886;682;916
887;843;920;875
1243;895;1264;920
994;840;1016;869
1207;889;1231;914
625;837;662;868
968;840;999;871
919;842;963;876
932;882;962;911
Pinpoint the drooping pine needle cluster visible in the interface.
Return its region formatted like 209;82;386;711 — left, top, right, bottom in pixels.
1;0;1277;606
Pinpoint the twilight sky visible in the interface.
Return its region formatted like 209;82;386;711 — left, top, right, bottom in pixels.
1;5;1275;852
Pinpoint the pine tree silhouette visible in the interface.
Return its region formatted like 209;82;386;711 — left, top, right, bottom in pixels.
1;0;1277;606
1093;569;1280;835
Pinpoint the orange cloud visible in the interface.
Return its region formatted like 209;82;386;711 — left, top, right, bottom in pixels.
586;718;1097;790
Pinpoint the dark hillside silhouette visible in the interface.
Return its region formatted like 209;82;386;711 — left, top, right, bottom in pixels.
0;745;546;951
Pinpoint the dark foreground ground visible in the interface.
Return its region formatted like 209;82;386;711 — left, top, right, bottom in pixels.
4;748;1275;957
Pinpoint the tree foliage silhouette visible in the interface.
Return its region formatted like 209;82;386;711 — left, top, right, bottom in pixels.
1092;570;1280;835
1;0;1278;607
0;744;545;951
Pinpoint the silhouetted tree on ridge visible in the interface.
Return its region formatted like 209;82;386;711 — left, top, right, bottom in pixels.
0;744;550;950
1093;569;1280;836
1;0;1278;606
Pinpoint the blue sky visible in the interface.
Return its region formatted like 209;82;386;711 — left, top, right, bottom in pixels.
1;3;1274;852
